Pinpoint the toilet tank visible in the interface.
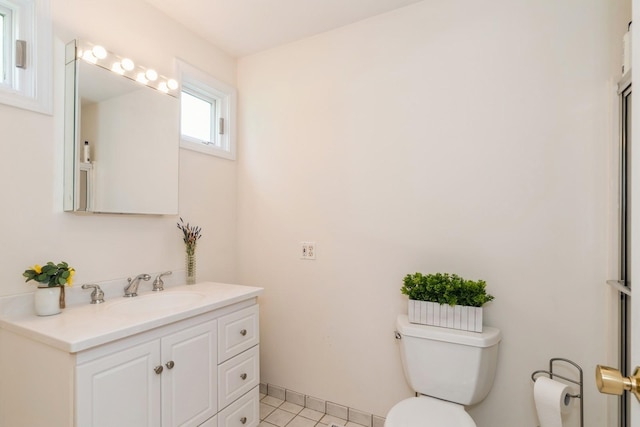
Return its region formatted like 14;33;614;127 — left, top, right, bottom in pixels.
396;314;501;406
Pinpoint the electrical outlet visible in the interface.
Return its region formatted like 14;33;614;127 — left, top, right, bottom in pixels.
307;242;315;259
300;241;316;260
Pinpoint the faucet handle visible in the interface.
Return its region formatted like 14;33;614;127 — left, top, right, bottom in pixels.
81;284;105;304
152;271;172;292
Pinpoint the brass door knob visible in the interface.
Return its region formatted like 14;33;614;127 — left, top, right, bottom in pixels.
596;365;640;400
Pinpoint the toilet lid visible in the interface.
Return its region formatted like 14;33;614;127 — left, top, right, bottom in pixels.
385;397;476;427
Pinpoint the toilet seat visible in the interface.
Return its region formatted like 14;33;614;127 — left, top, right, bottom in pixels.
385;396;476;427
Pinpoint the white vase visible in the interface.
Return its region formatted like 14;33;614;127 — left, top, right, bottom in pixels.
408;300;483;332
34;286;61;316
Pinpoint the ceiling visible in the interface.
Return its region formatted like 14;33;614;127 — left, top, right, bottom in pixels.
144;0;424;57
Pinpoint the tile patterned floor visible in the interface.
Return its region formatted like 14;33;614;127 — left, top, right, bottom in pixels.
259;393;368;427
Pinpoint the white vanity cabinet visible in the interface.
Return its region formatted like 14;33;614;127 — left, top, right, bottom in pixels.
0;283;263;427
76;318;217;427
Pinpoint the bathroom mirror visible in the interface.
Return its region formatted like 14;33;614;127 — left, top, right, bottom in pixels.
63;40;179;215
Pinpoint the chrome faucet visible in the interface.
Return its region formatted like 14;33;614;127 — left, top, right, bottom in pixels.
124;274;151;297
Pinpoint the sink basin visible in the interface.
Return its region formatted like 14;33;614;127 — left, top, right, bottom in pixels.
105;292;205;316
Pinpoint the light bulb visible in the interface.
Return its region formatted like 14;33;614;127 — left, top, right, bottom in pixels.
167;79;178;90
136;72;148;84
145;69;158;81
121;58;135;71
111;62;125;75
158;82;169;93
82;50;97;64
92;45;107;59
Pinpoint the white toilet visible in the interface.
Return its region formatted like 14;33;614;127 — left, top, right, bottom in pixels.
386;314;501;426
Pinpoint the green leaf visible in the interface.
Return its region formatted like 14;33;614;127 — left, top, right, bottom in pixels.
41;264;56;274
400;272;494;307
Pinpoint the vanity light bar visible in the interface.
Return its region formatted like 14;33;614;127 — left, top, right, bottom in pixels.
75;41;179;97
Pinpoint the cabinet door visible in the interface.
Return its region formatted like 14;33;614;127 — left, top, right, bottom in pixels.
76;340;161;427
161;320;217;427
198;415;217;427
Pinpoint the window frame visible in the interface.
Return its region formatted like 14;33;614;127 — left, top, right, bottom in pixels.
0;0;52;115
0;3;13;86
178;59;236;160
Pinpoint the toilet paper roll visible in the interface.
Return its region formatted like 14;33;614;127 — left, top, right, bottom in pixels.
534;377;572;427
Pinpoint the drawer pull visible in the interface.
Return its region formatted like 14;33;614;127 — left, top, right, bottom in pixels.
165;360;175;369
240;329;247;336
240;373;247;380
240;417;247;424
154;365;163;374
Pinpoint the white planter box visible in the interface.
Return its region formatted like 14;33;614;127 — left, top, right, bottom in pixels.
408;300;483;332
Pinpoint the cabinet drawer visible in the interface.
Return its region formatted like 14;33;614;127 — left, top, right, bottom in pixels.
217;386;259;427
218;345;260;409
218;305;259;362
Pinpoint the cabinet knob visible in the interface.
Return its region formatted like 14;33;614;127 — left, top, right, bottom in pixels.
240;416;247;424
240;373;247;380
240;329;247;336
166;360;175;369
154;365;164;374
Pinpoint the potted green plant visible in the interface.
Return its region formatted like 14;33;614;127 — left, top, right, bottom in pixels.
23;261;75;316
401;272;494;332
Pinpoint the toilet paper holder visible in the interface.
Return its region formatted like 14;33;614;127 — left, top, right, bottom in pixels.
531;357;583;427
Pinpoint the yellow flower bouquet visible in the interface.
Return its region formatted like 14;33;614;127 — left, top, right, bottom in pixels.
23;261;75;287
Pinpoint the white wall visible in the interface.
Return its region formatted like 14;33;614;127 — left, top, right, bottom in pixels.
0;0;238;295
0;0;631;425
237;1;624;425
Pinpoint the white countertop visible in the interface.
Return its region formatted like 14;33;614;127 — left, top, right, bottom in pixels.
0;282;263;353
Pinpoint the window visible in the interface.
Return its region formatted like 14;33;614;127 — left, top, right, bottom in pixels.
181;90;215;143
178;59;236;160
0;0;52;114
